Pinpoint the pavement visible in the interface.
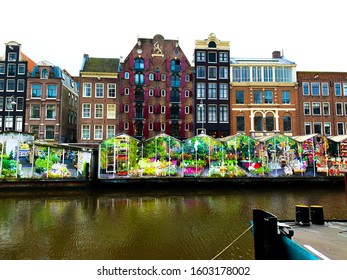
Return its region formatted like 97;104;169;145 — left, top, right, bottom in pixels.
290;222;347;260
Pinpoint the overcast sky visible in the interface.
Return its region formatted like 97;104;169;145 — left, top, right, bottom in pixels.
1;0;346;76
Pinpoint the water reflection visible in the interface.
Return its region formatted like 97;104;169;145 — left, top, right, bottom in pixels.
0;186;346;260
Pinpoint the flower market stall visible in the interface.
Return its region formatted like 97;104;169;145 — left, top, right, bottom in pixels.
256;134;297;176
217;134;254;177
99;133;141;178
326;135;347;175
141;133;181;177
182;133;222;177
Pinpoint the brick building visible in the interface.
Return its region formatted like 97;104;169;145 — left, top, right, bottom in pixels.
297;71;347;136
26;61;78;142
78;55;120;145
118;34;194;140
230;51;299;137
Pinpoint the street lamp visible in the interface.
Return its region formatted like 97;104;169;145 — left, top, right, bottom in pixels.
198;98;204;134
6;96;16;131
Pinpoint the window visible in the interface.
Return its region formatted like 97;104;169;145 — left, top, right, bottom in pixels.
219;67;228;79
263;67;273;82
124;104;129;113
312;102;321;115
7;80;15;91
219;52;228;62
30;125;39;136
236;116;245;131
197;83;206;99
83;83;91;97
160;123;166;132
303;82;310;95
236;90;244;104
254;91;262;104
197;66;206;78
220;105;228;123
345;103;347;115
324;123;331;135
82;104;91;118
282;91;290;104
45;125;55;140
252;66;262;82
264;91;273;104
334;83;341;96
149;105;153;114
32;84;42;98
208;52;217;63
124;88;129;95
208;67;217;79
305;122;311;134
95;104;103;118
0;79;3;91
161;89;166;97
124;72;130;79
185;106;189;114
196;51;206;62
343;83;347;96
265;115;274;131
17;79;25;92
161;106;165;114
208;83;217;99
5;96;15;111
41;69;48;79
47;85;57;98
336;102;343;115
322;83;329;96
107;83;116;98
0;97;3;111
15;116;23;132
7;64;16;76
5;116;13;130
16;97;24;111
18;64;25;74
149;73;154;81
313;123;322;134
323;102;330;115
46;105;56;119
94;125;103;140
311;82;320;96
161;74;166;81
0;116;2;131
254;116;263;131
275;67;292;82
30;104;40;119
107;104;116;119
304;102;310;115
149;89;154;96
283;116;292;132
149;123;153;131
135;73;145;85
107;125;116;139
134;58;144;70
197;104;205;122
0;64;5;74
170;60;181;72
171;75;180;87
337;123;344;135
219;83;228;99
8;52;17;61
208;105;217;122
95;83;104;97
82;125;90;140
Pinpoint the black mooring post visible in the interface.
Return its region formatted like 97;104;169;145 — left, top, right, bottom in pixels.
253;209;279;260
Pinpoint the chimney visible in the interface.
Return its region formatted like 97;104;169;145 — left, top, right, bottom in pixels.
272;51;281;58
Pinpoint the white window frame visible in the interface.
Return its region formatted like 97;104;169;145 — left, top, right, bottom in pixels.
83;83;92;97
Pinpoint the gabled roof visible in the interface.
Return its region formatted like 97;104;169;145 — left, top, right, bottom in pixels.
81;56;120;73
327;135;347;143
20;52;36;73
291;134;317;142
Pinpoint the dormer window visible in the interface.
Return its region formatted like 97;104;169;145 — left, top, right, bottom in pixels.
41;69;49;79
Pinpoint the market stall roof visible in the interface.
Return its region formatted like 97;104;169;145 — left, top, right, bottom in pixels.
217;133;243;142
291;134;317;142
144;133;181;143
327;135;347;143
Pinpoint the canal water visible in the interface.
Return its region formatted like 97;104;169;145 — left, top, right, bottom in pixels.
0;184;346;260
